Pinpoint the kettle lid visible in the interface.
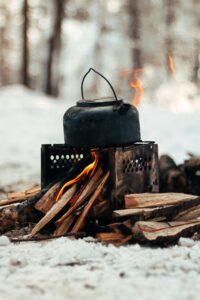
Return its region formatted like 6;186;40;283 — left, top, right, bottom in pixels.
77;97;123;107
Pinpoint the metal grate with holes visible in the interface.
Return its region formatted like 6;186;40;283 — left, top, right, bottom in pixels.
109;142;159;208
41;144;89;188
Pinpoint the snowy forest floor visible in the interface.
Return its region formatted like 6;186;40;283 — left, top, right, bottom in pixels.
0;85;200;300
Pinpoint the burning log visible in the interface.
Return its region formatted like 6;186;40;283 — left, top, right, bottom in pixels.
71;171;110;233
55;167;103;227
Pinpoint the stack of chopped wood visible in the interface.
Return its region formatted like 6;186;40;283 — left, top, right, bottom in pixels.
0;154;199;246
159;154;200;195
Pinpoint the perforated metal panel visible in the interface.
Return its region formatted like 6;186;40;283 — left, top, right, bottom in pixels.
41;142;159;209
109;142;159;208
41;144;90;188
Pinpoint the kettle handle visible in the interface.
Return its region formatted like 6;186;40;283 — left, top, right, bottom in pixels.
81;68;118;101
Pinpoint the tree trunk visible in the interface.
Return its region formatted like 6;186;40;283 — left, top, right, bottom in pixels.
22;0;30;87
128;0;142;69
45;0;65;97
192;42;200;84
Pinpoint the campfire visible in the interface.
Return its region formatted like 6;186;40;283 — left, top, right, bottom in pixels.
1;68;200;246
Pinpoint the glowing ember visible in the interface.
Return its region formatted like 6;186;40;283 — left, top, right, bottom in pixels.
167;54;176;78
55;151;99;202
130;68;144;107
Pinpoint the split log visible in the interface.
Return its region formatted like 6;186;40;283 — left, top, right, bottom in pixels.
30;184;77;237
113;206;173;221
96;232;126;243
0;186;40;207
71;171;110;233
129;220;200;245
90;199;110;218
55;167;103;226
54;214;77;236
34;182;60;214
125;193;200;208
174;205;200;221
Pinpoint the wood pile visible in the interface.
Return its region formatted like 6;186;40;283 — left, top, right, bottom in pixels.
0;154;199;246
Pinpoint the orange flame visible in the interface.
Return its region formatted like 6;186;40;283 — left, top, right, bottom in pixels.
167;54;176;78
130;69;144;107
55;151;99;202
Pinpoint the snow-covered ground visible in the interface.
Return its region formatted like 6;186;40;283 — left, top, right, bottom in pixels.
0;85;200;300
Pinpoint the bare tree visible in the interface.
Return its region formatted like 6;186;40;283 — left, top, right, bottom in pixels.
45;0;65;97
128;0;142;69
192;42;200;84
22;0;30;87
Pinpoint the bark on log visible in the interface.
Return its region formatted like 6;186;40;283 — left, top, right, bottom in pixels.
113;206;173;221
130;220;200;245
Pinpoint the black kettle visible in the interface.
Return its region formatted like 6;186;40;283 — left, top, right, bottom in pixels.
63;68;141;148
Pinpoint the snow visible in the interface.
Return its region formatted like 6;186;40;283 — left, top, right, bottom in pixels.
0;85;200;300
1;237;200;300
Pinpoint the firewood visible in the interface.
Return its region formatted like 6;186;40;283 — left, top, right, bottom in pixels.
90;199;110;218
159;155;187;192
17;154;92;213
71;171;110;233
125;193;200;208
0;205;40;234
34;182;60;214
114;235;133;246
184;157;200;173
125;220;200;245
0;186;40;207
10;232;86;243
113;206;173;221
30;184;77;237
54;215;76;236
56;167;103;226
174;205;200;221
96;232;126;243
